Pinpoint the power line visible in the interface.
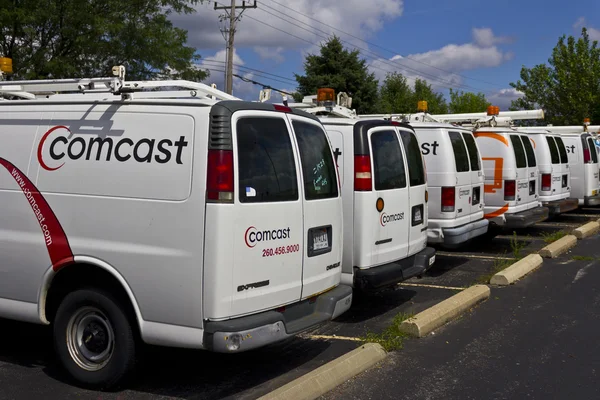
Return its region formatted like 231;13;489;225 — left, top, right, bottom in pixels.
262;0;504;88
233;73;295;96
200;59;297;85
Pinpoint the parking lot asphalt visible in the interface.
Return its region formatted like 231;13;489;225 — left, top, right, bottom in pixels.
0;208;598;399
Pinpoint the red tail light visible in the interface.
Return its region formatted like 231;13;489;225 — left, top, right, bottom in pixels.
541;174;552;191
504;180;516;200
207;149;234;202
584;148;591;163
354;155;372;191
441;187;455;212
273;104;292;113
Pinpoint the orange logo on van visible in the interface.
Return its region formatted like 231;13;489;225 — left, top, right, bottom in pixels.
474;132;509;146
484;204;509;219
482;157;504;194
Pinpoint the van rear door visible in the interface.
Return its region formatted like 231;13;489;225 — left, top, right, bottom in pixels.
447;131;472;222
546;136;564;196
584;136;600;196
520;134;539;208
509;134;530;210
462;132;485;221
289;117;342;299
554;136;570;196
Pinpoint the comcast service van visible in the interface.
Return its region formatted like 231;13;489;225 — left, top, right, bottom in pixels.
0;69;352;388
558;132;600;205
521;130;579;215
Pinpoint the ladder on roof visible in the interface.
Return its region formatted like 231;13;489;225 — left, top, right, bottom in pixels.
0;65;239;102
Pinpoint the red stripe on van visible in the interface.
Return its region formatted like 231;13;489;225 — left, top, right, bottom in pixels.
0;158;74;271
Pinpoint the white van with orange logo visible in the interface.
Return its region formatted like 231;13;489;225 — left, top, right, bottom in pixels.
0;70;352;388
557;132;600;205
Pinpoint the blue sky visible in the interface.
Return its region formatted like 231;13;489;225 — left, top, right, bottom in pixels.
171;0;600;109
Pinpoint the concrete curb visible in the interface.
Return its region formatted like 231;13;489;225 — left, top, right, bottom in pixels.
399;285;490;338
257;343;386;400
538;235;577;258
573;221;600;239
490;254;543;286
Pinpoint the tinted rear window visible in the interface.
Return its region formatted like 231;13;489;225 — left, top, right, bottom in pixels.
293;121;339;200
237;117;298;203
448;131;470;172
399;130;426;186
588;138;598;163
554;136;569;164
371;130;407;190
546;136;560;164
510;135;527;168
462;132;481;171
520;135;537;167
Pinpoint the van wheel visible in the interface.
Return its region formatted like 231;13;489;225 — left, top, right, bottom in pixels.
53;288;136;389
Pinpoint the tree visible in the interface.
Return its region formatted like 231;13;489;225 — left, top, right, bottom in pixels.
0;0;208;81
412;79;448;114
378;72;414;114
448;89;491;113
294;36;379;114
510;28;600;125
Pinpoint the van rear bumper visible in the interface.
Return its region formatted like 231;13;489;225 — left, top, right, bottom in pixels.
203;284;353;353
584;194;600;206
428;219;489;246
544;198;579;215
353;247;436;292
504;206;549;228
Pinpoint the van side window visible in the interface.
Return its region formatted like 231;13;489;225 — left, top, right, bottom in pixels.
546;136;560;164
510;135;527;168
292;121;339;200
520;135;537;167
399;130;426;186
448;131;470;172
462;132;481;171
587;138;598;163
554;137;569;164
237;117;299;203
371;130;407;190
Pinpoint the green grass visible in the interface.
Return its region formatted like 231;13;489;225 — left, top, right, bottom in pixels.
572;255;595;261
541;230;568;244
361;312;413;351
476;232;528;285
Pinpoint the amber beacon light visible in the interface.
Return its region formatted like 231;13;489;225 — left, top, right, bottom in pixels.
0;57;13;74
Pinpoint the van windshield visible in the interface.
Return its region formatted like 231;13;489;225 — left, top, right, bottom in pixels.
520;135;537;167
448;131;470;172
587;138;598;163
399;130;426;186
510;135;527;168
546;136;560;164
462;132;481;171
554;136;569;164
293;121;339;200
371;130;407;190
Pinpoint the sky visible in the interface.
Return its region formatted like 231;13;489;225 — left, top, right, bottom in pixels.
170;0;600;110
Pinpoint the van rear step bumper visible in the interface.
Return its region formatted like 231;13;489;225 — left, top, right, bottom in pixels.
544;198;579;215
353;247;436;292
504;206;549;229
436;219;489;246
584;194;600;206
203;284;353;353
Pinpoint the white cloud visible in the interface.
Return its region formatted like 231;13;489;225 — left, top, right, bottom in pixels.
253;46;286;63
574;17;600;41
472;27;514;47
488;88;524;110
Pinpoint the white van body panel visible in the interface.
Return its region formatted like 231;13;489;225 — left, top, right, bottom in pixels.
561;133;600;205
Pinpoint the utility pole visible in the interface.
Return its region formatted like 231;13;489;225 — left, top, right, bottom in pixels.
215;0;257;95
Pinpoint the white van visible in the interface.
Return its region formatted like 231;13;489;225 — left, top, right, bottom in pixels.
473;123;549;228
0;72;352;387
521;130;579;215
409;121;489;247
558;132;600;205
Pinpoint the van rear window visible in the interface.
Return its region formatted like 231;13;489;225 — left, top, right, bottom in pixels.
237;117;299;203
546;136;560;164
510;135;527;168
462;132;481;171
371;130;407;190
520;135;537;167
399;130;426;186
292;121;339;200
448;131;470;173
554;137;569;164
587;138;598;163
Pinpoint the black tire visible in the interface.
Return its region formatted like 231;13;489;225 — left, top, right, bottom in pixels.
53;288;136;390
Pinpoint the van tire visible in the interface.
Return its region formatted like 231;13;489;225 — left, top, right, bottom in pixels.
53;288;136;389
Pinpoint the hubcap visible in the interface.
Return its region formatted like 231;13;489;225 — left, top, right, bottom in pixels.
66;306;114;371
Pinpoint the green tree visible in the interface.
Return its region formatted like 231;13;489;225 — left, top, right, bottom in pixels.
448;89;491;113
294;36;379;114
411;78;448;114
0;0;208;81
378;72;414;114
510;28;600;125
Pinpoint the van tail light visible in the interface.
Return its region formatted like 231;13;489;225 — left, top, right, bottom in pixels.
584;148;591;163
541;174;552;191
441;187;455;212
207;149;234;202
504;180;516;201
354;155;372;191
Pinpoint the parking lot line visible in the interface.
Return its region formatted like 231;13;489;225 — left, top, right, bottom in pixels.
306;334;363;342
559;213;599;218
435;251;514;260
496;234;544;241
537;222;581;228
398;282;466;291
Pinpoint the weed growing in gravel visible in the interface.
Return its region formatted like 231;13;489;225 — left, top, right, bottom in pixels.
476;233;528;285
572;255;595;261
541;230;568;244
361;312;413;351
